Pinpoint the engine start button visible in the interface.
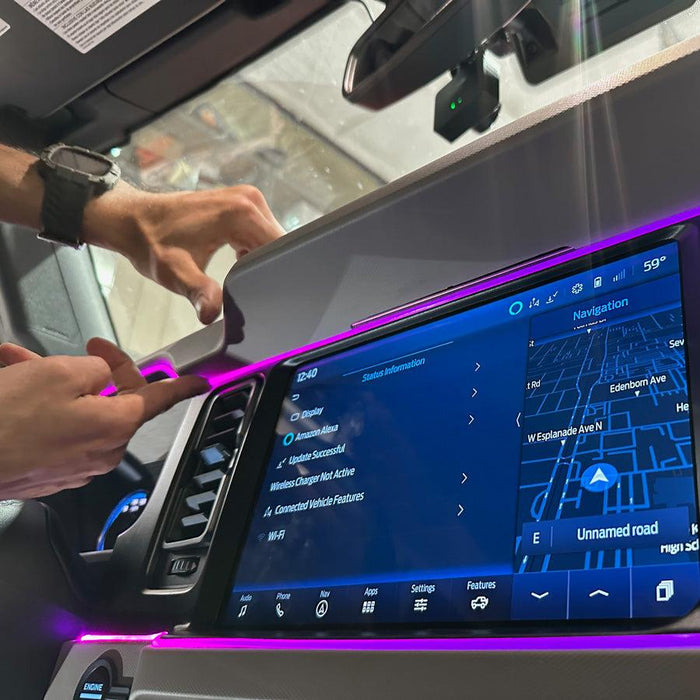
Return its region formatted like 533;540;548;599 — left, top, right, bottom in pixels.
73;659;112;700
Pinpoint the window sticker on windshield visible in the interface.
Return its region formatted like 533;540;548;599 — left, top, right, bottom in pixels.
0;17;9;38
13;0;162;54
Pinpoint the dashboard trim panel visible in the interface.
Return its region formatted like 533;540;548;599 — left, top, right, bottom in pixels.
205;204;700;394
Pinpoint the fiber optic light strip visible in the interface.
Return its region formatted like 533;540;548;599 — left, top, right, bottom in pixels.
150;633;700;652
203;206;700;390
100;360;179;396
77;632;165;644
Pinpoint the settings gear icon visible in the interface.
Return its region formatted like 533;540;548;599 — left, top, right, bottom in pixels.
571;282;584;295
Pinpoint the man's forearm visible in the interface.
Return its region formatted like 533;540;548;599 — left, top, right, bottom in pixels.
0;144;44;230
0;142;151;251
0;142;284;323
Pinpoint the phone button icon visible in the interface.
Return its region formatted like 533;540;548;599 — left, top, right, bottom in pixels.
275;603;285;618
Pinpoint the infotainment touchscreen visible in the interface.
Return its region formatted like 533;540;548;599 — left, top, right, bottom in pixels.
222;241;700;630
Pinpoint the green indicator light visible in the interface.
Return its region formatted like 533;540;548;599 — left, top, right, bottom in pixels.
450;102;456;110
457;97;463;104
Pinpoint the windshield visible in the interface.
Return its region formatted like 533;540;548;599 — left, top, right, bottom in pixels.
90;0;700;358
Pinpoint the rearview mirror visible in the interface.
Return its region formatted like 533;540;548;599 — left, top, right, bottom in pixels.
342;0;531;110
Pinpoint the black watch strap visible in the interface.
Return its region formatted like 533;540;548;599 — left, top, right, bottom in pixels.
39;172;93;249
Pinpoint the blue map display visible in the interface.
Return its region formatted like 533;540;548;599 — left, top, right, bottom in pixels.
222;240;700;630
515;284;696;574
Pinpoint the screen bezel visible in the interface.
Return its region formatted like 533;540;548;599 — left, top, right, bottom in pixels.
192;221;700;638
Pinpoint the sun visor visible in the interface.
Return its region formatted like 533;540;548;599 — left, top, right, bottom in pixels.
0;0;225;117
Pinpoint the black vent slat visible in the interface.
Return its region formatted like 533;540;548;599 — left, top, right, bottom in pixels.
186;490;217;513
193;468;225;489
203;427;240;446
164;384;254;545
181;513;208;530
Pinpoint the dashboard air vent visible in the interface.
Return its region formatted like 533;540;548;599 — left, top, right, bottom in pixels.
164;382;256;546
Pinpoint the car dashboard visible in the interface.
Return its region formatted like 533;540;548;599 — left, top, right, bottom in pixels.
42;213;700;700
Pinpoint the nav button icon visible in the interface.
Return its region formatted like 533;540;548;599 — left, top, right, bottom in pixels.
315;600;329;619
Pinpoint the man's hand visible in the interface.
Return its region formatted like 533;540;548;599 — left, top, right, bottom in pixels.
82;184;285;324
0;144;284;325
0;339;209;500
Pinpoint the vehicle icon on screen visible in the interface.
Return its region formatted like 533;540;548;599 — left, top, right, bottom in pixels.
470;595;490;611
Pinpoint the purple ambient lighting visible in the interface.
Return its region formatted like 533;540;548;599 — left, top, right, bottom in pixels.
78;632;165;644
100;360;179;396
203;206;700;390
150;633;700;653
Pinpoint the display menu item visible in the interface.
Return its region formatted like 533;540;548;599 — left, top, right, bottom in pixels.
222;242;700;630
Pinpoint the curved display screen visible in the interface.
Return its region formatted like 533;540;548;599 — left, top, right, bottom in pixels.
222;241;700;630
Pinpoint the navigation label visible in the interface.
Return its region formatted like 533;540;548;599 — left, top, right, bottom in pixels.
522;508;690;555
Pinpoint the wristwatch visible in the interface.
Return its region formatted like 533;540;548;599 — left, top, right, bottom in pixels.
36;143;121;248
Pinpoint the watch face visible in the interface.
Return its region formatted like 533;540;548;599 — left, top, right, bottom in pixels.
50;148;112;176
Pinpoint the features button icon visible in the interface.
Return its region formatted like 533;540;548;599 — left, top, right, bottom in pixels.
656;580;675;603
315;600;329;619
465;576;512;621
470;595;489;611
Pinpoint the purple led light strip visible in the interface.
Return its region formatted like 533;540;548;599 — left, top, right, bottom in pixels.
74;631;700;652
100;360;179;396
78;632;164;644
202;205;700;389
149;633;700;652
